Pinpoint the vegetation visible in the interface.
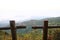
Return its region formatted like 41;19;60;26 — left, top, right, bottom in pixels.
0;17;60;40
52;28;60;40
0;30;42;40
0;29;60;40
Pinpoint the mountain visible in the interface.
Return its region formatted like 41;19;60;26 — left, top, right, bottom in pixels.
16;17;60;34
16;20;43;26
16;17;60;26
0;17;60;34
42;17;60;26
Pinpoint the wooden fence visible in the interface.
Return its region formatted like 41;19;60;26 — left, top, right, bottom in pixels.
0;20;60;40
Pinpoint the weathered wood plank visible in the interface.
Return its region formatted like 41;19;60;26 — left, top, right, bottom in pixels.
10;20;17;40
43;21;48;40
32;26;60;29
0;26;26;30
0;26;60;30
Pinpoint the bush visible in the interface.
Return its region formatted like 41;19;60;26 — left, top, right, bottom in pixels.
53;29;60;40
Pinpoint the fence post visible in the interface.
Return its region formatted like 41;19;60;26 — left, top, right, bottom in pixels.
43;21;48;40
10;20;17;40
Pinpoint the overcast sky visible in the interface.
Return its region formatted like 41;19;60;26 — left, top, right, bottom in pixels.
0;0;60;21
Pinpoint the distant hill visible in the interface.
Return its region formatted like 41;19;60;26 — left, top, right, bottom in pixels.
16;17;60;34
16;20;43;26
42;17;60;26
0;17;60;34
0;17;60;27
16;17;60;26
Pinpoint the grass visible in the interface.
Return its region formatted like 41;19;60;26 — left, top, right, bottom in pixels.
0;28;60;40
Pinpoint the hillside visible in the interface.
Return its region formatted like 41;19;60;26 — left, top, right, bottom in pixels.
0;17;60;27
0;17;60;34
16;17;60;26
16;17;60;34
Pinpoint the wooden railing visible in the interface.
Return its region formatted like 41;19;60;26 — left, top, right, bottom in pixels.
0;20;60;40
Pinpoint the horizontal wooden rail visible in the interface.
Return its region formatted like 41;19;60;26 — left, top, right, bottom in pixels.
32;26;60;29
0;26;60;30
0;26;26;30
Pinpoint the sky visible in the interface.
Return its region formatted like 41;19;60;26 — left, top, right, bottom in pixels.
0;0;60;22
